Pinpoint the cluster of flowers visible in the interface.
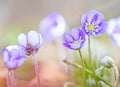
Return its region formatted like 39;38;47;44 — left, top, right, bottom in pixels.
2;12;67;87
1;10;120;87
63;10;119;87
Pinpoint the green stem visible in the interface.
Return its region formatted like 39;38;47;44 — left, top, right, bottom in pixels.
63;60;114;87
78;49;86;87
88;36;98;87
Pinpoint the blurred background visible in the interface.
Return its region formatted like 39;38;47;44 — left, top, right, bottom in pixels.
0;0;120;87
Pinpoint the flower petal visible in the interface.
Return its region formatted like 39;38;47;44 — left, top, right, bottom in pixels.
64;33;74;43
10;49;20;58
71;28;80;40
81;14;87;24
27;30;40;47
70;43;80;49
18;33;27;47
87;10;97;23
5;61;18;69
16;56;26;68
39;34;43;46
2;48;9;63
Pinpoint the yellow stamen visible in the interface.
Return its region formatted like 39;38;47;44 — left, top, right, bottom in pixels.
88;25;94;31
74;41;79;44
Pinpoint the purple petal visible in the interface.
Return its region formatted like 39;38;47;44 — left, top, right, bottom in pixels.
16;56;26;68
27;30;40;47
63;43;74;50
2;48;9;63
87;10;97;23
91;14;98;22
39;34;43;46
17;45;27;55
64;33;74;43
70;43;80;49
5;55;26;69
10;49;20;58
81;14;87;24
6;61;18;69
71;28;80;40
96;12;104;23
18;33;27;47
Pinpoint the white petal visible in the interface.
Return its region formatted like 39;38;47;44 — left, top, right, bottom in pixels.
27;30;40;47
2;48;9;63
39;34;43;46
18;33;27;47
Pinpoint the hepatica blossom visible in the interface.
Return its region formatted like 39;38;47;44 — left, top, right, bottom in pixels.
18;30;43;56
81;10;106;36
106;17;120;47
39;13;66;42
2;45;26;69
63;28;86;50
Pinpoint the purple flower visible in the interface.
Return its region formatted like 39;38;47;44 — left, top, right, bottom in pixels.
18;30;43;56
39;13;66;42
2;45;26;69
106;17;120;47
63;28;86;50
81;10;106;36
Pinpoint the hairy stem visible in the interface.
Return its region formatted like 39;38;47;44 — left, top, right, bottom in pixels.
110;68;115;86
32;54;40;87
63;60;114;87
8;69;15;87
88;36;98;87
78;49;86;86
112;64;119;87
7;69;11;87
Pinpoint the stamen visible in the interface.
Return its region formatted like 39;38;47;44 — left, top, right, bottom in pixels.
88;25;94;31
74;41;79;44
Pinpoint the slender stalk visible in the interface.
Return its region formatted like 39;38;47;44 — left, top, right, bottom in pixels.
11;70;15;87
110;68;115;86
32;54;40;87
7;69;11;87
7;69;15;87
112;64;119;87
88;36;98;87
78;49;86;86
63;82;76;87
63;60;114;87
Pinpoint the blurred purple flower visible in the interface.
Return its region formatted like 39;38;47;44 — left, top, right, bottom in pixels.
81;10;106;36
18;30;43;56
39;13;66;42
2;45;26;69
63;28;86;50
106;17;120;46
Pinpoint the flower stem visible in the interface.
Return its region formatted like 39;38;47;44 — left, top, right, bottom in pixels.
112;64;119;87
63;60;114;87
11;70;15;87
88;36;98;87
7;69;15;87
78;49;86;86
7;70;11;87
32;54;40;87
110;68;115;86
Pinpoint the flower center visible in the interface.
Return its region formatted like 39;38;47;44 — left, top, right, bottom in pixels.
88;25;94;31
74;41;79;45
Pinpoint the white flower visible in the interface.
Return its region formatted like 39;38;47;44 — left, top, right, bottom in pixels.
18;30;43;55
39;13;66;42
101;56;114;68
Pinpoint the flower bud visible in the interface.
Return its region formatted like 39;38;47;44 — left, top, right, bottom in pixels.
87;78;96;87
101;56;114;68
